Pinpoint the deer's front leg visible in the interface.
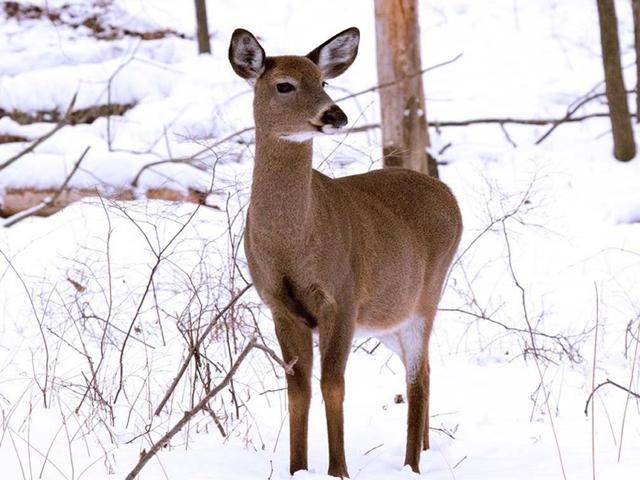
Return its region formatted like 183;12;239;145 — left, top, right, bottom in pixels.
273;312;313;475
318;310;355;479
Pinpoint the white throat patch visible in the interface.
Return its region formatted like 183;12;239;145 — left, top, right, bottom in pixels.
280;131;322;143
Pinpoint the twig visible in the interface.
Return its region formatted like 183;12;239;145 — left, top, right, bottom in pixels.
535;89;634;145
81;313;154;348
0;93;78;171
153;284;253;416
347;111;637;136
0;250;51;407
453;456;468;469
353;337;382;355
536;91;605;144
617;311;640;460
502;222;568;480
334;52;464;103
584;379;640;415
103;42;143;150
500;122;517;147
124;337;258;480
439;307;583;363
202;405;227;438
363;443;384;456
3;145;90;228
430;425;457;440
128;53;459;179
591;284;599;480
252;342;296;374
157;110;635;162
113;198;209;403
130;126;254;187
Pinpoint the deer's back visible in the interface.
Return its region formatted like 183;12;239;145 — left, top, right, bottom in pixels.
331;167;462;258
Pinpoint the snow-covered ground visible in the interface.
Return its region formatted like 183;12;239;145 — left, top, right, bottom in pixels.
1;1;640;479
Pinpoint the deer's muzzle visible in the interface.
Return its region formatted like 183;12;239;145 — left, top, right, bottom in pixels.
320;105;348;129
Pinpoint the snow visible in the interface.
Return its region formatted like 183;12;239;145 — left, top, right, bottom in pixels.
2;1;640;479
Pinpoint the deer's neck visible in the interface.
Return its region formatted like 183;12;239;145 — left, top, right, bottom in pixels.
249;130;315;243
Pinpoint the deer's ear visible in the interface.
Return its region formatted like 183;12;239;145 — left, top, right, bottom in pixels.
229;28;266;81
306;27;359;79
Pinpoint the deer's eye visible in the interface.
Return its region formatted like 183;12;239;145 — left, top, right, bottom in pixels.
276;82;295;93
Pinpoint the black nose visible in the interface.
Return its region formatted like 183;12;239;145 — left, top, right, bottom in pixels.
321;105;348;128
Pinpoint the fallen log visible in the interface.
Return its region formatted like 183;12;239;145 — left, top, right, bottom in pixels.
1;186;211;220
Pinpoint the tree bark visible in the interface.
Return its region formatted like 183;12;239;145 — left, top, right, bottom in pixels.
633;0;640;122
596;0;636;160
195;0;211;54
374;0;437;176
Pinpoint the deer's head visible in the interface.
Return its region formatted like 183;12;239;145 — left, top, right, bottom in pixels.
229;27;359;141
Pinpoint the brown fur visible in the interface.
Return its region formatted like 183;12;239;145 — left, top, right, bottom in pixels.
231;28;462;478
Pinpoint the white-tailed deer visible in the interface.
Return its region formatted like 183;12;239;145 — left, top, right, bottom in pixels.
229;27;462;478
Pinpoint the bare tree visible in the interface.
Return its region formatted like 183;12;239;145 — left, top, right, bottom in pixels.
195;0;211;54
374;0;438;176
633;0;640;122
596;0;636;161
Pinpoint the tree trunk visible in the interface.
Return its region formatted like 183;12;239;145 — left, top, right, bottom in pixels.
374;0;437;176
596;0;636;161
633;0;640;123
195;0;211;54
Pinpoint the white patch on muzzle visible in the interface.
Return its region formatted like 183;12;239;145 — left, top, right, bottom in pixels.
320;125;344;135
280;125;344;142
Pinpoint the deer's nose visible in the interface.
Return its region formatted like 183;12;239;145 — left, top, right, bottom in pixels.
321;105;348;128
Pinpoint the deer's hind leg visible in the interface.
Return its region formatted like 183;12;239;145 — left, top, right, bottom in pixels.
422;357;431;451
405;350;430;472
380;313;432;473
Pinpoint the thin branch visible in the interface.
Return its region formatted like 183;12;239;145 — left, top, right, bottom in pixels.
334;52;464;103
252;342;296;375
153;283;253;416
130;126;254;187
128;53;462;184
113;197;209;404
0;250;51;407
125;337;258;480
430;426;457;440
140;110;636;165
81;314;154;348
0;93;78;171
348;111;638;135
536;91;606;144
363;443;384;456
502;222;568;480
591;284;599;480
202;405;227;438
499;122;517;147
535;89;634;144
585;379;640;415
439;307;583;362
618;312;640;459
3;145;90;227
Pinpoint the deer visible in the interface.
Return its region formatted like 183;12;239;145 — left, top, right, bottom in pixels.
228;26;463;478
